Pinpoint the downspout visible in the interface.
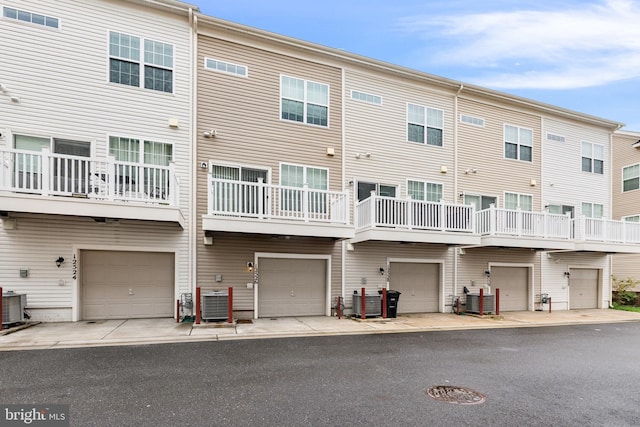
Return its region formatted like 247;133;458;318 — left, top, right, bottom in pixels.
540;116;545;309
189;10;198;295
341;67;346;304
453;84;463;301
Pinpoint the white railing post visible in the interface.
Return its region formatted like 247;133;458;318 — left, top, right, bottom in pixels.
470;204;476;233
303;183;309;222
622;220;627;244
168;161;176;205
489;204;496;235
370;190;376;227
41;148;50;196
343;188;350;224
107;155;116;200
440;200;446;231
516;207;522;236
258;178;265;219
406;196;413;230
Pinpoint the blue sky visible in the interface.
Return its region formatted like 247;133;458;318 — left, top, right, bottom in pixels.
196;0;640;131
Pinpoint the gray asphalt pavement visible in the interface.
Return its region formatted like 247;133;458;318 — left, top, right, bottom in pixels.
1;323;639;426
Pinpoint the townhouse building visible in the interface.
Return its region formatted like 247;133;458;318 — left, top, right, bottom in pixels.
611;130;640;288
0;0;197;321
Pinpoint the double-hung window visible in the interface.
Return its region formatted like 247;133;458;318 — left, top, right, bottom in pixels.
581;202;603;218
109;31;174;93
623;164;639;192
407;103;443;146
280;163;328;213
504;125;532;161
281;76;328;127
581;142;604;174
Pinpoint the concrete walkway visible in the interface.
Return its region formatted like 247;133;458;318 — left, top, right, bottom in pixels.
2;309;640;351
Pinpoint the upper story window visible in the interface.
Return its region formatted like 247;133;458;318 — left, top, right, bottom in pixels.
546;133;565;143
280;76;329;127
3;6;59;28
109;136;172;165
505;192;533;211
581;202;603;218
460;114;485;127
623;164;639;192
504;125;532;162
407;104;443;146
351;90;382;105
408;180;442;202
204;58;247;77
581;141;604;174
357;182;396;201
109;31;174;93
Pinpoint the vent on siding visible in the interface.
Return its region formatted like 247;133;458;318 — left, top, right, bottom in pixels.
546;133;566;143
460;114;485;127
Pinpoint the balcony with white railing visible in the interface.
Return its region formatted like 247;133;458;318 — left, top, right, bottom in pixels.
203;177;353;239
351;192;480;245
0;147;183;227
572;216;640;253
474;205;574;249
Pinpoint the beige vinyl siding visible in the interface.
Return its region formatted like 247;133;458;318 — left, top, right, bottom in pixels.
457;97;541;208
344;242;452;312
197;234;341;313
0;213;185;320
544;117;611;217
457;247;539;309
540;252;610;310
344;69;455;206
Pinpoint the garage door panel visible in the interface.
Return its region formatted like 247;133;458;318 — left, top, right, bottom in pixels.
570;268;598;309
391;263;439;314
259;258;326;318
82;251;174;320
491;267;528;311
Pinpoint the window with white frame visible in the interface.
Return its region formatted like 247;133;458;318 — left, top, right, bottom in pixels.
281;76;328;126
408;180;442;202
547;204;574;217
623;215;640;223
460;114;485;127
204;58;247;77
109;31;174;93
351;90;382;105
504;192;533;211
407;103;443;146
504;125;532;161
581;141;604;174
209;164;269;215
357;182;396;201
581;202;603;218
623;164;639;192
280;163;328;212
464;194;497;211
3;6;59;28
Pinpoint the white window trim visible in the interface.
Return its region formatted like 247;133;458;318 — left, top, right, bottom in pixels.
2;6;61;29
503;191;533;210
14;133;95;157
208;160;272;183
406;103;445;147
503;124;533;162
406;178;444;202
463;193;500;210
107;134;174;164
279;75;330;128
622;214;640;222
354;179;398;202
350;90;382;106
580;201;605;218
622;162;640;192
278;161;329;187
107;31;175;94
460;114;485;127
581;141;604;174
204;57;248;78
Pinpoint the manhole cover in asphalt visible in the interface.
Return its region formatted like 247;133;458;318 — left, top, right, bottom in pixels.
426;385;486;405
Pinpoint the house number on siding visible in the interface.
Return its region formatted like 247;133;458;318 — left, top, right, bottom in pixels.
72;254;77;280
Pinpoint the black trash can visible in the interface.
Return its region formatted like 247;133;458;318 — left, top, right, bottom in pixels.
379;290;401;318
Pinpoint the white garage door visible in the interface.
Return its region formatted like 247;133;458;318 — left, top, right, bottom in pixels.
491;266;528;311
569;268;599;309
258;258;326;318
390;262;439;313
82;250;174;320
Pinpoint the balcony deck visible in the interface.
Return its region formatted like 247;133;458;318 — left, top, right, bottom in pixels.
203;178;353;239
0;148;183;227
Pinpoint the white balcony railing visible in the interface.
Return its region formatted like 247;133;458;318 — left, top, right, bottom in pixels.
207;177;350;224
0;147;179;205
574;216;640;244
355;192;475;233
475;205;572;239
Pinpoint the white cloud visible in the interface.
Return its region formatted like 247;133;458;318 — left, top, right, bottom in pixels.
398;0;640;89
